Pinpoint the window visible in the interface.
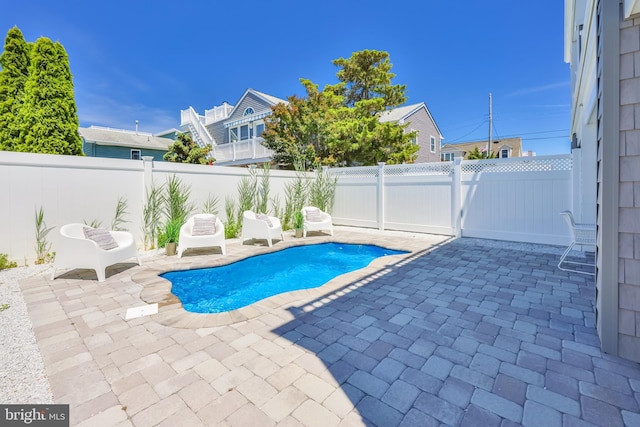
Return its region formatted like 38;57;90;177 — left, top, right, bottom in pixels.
240;124;250;140
131;149;141;160
408;129;418;145
243;107;254;116
501;149;509;158
430;136;436;153
256;123;265;137
441;152;454;161
230;127;238;143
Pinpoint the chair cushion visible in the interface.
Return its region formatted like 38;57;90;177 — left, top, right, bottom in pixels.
256;213;273;227
305;208;323;222
192;216;216;236
83;227;119;250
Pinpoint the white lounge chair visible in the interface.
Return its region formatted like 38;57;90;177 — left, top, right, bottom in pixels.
302;206;334;238
241;211;284;247
51;223;141;282
178;214;226;258
558;211;596;275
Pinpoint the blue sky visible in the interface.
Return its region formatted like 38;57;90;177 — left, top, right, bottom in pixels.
2;1;570;155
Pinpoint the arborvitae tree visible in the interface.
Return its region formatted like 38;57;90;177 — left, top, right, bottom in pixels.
164;132;214;164
0;26;31;151
18;37;83;155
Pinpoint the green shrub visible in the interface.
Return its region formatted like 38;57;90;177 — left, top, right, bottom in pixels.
34;207;54;264
0;253;17;270
142;184;163;250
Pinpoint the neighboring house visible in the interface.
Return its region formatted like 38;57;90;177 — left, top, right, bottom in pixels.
565;0;640;362
379;102;443;163
440;137;523;161
181;88;286;166
182;89;444;166
80;126;175;161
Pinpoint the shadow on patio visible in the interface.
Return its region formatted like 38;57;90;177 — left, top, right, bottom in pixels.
271;238;638;426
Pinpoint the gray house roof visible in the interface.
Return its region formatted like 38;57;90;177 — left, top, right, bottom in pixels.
79;126;173;151
379;102;443;137
249;89;288;106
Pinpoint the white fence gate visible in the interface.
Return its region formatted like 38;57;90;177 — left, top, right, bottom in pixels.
329;155;573;246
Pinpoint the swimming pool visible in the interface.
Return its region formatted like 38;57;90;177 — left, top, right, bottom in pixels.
161;242;408;313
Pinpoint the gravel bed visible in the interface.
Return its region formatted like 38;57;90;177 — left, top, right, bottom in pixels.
0;264;55;404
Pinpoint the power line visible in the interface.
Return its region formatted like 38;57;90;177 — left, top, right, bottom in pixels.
521;135;569;141
445;119;489;144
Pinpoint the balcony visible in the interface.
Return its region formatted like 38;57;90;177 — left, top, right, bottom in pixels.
212;137;274;165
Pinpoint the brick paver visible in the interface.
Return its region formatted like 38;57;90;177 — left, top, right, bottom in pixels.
16;228;640;426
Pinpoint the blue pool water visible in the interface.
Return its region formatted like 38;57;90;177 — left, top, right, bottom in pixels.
161;242;408;313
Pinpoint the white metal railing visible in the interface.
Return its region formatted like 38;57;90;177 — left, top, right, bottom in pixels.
205;103;233;125
212;138;274;163
180;107;214;147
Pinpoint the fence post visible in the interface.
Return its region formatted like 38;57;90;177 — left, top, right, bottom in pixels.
451;158;462;237
378;162;385;231
142;156;154;197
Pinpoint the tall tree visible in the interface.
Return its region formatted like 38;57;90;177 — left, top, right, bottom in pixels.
164;132;213;164
19;37;83;154
261;79;342;169
326;97;418;166
263;50;418;168
0;26;31;151
333;49;407;109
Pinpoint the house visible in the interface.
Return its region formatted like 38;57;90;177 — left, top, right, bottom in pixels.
182;89;444;166
80;126;175;161
379;102;443;163
181;88;286;166
565;0;640;362
440;137;523;161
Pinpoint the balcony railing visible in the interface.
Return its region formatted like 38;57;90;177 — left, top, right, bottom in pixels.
212;137;274;163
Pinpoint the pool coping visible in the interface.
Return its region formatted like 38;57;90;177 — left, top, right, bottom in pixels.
133;230;453;328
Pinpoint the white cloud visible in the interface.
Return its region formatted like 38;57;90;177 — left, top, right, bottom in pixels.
505;81;570;98
76;92;178;133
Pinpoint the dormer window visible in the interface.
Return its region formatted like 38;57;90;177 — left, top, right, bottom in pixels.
243;107;254;116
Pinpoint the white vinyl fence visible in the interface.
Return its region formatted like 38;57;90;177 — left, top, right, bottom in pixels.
328;155;573;246
0;151;301;264
0;151;573;265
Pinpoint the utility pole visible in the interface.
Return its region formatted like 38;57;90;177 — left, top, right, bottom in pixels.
487;93;492;158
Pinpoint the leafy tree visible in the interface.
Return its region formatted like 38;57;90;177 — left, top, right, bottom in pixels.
325;97;418;166
333;49;406;109
0;26;31;151
261;79;341;169
263;50;418;169
467;146;498;160
18;37;82;155
163;132;213;164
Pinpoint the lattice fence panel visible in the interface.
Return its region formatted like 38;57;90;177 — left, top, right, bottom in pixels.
384;162;452;177
461;156;572;174
327;166;379;179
